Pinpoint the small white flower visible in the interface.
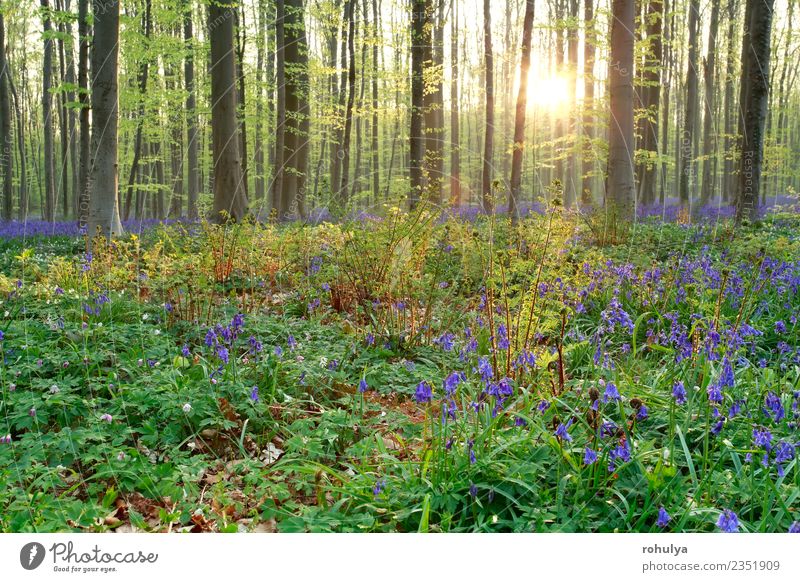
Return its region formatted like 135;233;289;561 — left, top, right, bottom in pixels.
153;329;161;335
142;313;149;321
49;384;60;394
296;355;305;362
117;452;126;461
182;403;192;413
319;356;328;368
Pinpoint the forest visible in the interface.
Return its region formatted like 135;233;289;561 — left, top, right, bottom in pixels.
0;0;799;533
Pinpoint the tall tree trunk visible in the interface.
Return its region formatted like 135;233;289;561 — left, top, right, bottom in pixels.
370;0;380;205
659;0;672;203
0;13;12;220
42;0;56;221
449;0;460;206
735;0;775;222
123;0;152;220
424;0;444;204
271;0;285;214
564;0;579;207
481;0;494;213
606;0;636;220
88;0;123;236
679;0;700;208
408;0;427;208
278;0;309;219
184;1;199;220
208;0;248;222
722;0;738;202
637;0;662;206
509;0;535;221
581;0;596;205
77;0;89;226
699;0;721;207
337;0;356;204
254;0;266;203
235;5;249;199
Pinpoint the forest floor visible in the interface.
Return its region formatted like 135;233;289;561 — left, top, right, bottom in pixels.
1;203;800;532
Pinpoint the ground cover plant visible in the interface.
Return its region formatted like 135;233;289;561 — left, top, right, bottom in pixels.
1;205;799;533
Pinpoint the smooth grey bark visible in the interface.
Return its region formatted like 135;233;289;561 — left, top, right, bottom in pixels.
699;0;721;207
88;0;123;237
77;0;89;227
0;13;13;220
735;0;775;222
636;0;662;206
722;0;739;202
581;0;595;205
184;2;199;220
449;0;460;206
208;0;248;222
42;0;56;221
606;0;636;220
278;0;309;220
481;0;494;213
271;0;285;214
679;0;700;207
408;0;426;208
509;0;535;221
370;0;380;204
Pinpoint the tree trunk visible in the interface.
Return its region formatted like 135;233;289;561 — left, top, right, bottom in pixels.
235;6;249;199
278;0;309;220
735;0;775;222
581;0;596;205
88;0;123;236
637;0;662;206
184;2;199;220
679;0;700;208
271;0;285;214
0;13;12;220
699;0;721;207
254;0;266;203
481;0;494;213
336;0;356;204
509;0;535;221
722;0;738;202
208;0;248;222
449;0;460;206
77;0;90;226
42;0;56;221
409;0;427;208
370;0;380;205
123;0;152;220
606;0;636;220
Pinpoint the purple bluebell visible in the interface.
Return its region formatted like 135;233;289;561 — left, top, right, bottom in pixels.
716;509;740;533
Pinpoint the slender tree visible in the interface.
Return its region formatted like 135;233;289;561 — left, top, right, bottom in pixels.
481;0;494;213
409;0;427;208
77;0;89;226
699;0;721;206
184;1;199;220
636;0;662;206
509;0;535;221
0;12;12;220
449;0;460;206
42;0;56;221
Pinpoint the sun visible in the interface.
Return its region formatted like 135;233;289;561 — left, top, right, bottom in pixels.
527;74;570;110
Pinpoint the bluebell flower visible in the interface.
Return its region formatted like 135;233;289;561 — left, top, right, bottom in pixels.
443;371;464;397
274;345;283;357
672;381;687;405
775;320;787;334
774;440;794;477
469;483;478;498
181;344;191;358
537;400;550;414
656;507;670;528
584;447;598;465
414;381;432;403
603;382;621;403
764;392;785;423
287;335;297;350
496;325;510;350
554;418;574;442
373;479;386;496
717;509;740;532
358;378;369;393
789;522;800;533
250;386;260;403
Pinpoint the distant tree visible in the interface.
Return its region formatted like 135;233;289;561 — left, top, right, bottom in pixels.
409;0;427;208
184;0;199;220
